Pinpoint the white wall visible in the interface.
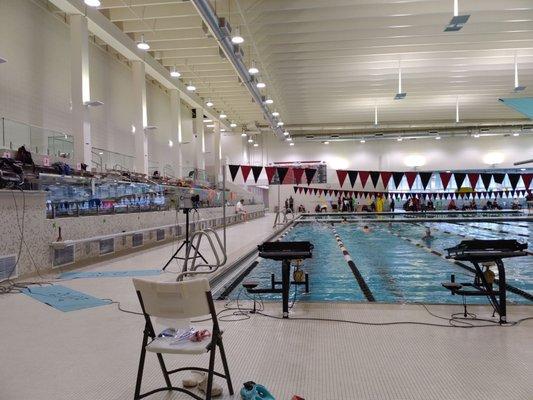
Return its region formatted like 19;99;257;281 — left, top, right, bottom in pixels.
0;0;195;172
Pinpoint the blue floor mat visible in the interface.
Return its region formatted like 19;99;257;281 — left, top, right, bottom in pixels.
21;285;112;312
59;269;161;279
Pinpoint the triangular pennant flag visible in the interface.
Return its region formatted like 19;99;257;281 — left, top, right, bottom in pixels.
313;188;318;195
467;173;479;189
348;171;358;188
480;173;492;190
370;171;380;188
336;170;348;187
251;166;263;183
293;186;298;193
303;187;309;194
293;168;304;185
305;168;316;185
438;193;443;199
298;187;303;194
328;190;334;196
359;171;370;188
493;173;505;184
380;172;393;188
276;167;289;184
241;165;251;182
419;172;432;190
522;174;532;189
318;189;323;195
392;172;404;188
444;193;449;199
334;190;339;196
405;172;417;189
228;165;240;181
439;172;452;190
454;173;466;188
507;173;521;190
265;166;276;184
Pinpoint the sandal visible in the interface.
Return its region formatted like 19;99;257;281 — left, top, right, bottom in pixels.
198;374;223;397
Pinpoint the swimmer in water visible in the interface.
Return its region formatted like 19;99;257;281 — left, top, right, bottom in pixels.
363;225;371;233
422;227;433;241
341;217;348;224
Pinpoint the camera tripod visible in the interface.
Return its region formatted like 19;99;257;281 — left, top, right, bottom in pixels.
162;207;208;271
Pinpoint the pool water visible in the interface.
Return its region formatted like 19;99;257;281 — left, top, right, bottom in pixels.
227;221;532;305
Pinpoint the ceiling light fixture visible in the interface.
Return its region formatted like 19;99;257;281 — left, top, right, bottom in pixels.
248;138;254;143
473;133;480;138
455;96;460;123
513;132;520;136
241;132;247;137
170;66;180;78
277;121;284;126
137;34;150;50
231;27;244;44
206;100;214;107
256;81;266;89
394;61;406;100
323;141;330;145
514;54;527;91
289;142;295;146
286;137;292;142
444;0;470;31
374;104;378;125
283;131;289;136
397;137;403;142
84;0;101;6
230;122;237;128
253;143;259;147
186;82;196;91
436;135;442;140
219;112;227;119
265;98;274;105
168;140;174;147
272;111;279;117
203;119;212;123
248;61;259;75
360;138;366;143
206;124;215;128
221;128;226;132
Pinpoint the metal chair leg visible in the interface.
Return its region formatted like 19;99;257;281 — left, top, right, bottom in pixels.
205;347;216;400
156;353;172;388
134;333;148;400
217;339;234;395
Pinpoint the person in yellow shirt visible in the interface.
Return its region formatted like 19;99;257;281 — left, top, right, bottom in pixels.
376;194;384;213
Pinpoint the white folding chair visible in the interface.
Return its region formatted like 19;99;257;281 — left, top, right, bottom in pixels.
132;278;233;400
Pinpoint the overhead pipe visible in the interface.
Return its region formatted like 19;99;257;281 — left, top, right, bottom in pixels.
285;120;531;133
190;0;285;140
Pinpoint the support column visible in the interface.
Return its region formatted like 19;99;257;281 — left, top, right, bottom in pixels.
132;61;148;175
193;108;205;171
213;120;222;186
70;14;92;168
170;90;182;177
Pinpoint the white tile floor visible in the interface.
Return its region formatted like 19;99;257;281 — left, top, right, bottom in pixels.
1;214;532;400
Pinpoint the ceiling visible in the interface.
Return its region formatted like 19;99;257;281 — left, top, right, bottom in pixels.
92;0;533;136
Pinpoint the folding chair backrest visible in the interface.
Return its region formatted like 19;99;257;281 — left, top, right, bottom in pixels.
133;278;211;320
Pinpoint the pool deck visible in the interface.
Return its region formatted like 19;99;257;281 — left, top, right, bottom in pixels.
1;213;532;400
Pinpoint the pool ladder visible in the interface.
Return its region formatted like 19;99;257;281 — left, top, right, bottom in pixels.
176;228;227;281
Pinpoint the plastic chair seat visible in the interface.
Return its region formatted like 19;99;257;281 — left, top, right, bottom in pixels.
146;337;210;355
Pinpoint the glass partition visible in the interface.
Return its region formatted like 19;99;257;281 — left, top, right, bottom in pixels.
91;147;134;172
1;117;74;158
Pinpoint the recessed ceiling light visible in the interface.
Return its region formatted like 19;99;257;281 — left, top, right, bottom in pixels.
265;98;274;104
219;112;227;119
84;0;101;6
283;131;289;136
186;83;196;91
256;81;266;89
206;100;214;107
248;61;259;75
289;142;295;146
272;111;280;117
231;27;244;44
230;122;237;128
170;66;180;78
137;34;150;50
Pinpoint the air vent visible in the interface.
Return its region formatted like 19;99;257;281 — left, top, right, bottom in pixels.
429;130;438;134
53;246;74;268
156;229;165;241
305;135;314;139
375;133;383;136
132;233;143;248
480;128;490;132
0;255;17;282
99;238;114;256
330;135;340;138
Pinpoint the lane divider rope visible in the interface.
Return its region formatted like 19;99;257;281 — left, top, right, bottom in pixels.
331;227;375;302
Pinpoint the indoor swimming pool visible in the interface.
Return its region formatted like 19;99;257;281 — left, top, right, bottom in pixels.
225;220;533;305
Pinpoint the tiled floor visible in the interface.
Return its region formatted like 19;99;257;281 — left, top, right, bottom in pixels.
1;214;532;400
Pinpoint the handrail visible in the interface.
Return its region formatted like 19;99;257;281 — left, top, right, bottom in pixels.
176;228;227;281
